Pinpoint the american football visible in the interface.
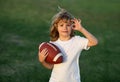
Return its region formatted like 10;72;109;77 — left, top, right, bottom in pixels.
39;42;63;64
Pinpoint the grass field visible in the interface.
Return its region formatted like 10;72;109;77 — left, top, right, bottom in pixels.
0;0;120;82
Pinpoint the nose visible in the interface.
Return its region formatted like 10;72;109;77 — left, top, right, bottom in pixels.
63;25;68;30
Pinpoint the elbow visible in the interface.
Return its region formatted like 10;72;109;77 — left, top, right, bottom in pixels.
45;63;54;70
88;39;98;47
48;66;53;70
93;39;98;46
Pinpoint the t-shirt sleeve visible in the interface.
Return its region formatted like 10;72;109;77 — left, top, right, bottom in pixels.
75;36;90;50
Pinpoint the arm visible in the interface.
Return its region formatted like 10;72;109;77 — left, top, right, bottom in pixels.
38;48;53;69
72;19;98;47
40;61;53;69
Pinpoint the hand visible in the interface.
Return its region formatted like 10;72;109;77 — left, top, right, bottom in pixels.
38;48;48;63
71;18;83;32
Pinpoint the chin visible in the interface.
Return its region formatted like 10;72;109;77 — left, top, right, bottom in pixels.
61;34;70;37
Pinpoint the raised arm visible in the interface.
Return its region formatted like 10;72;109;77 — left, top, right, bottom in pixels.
72;18;98;47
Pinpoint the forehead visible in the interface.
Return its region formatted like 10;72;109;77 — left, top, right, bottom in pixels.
58;19;71;24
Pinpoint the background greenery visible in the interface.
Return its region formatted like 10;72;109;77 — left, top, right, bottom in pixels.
0;0;120;82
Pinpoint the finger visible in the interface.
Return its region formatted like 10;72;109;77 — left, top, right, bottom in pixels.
44;48;49;56
41;48;47;53
39;48;47;56
70;20;75;24
78;19;81;23
71;19;78;26
45;52;49;57
71;23;75;29
44;49;48;55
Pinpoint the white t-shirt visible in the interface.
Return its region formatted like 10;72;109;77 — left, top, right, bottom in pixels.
49;36;89;82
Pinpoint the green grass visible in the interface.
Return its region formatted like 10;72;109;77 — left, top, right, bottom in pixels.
0;0;120;82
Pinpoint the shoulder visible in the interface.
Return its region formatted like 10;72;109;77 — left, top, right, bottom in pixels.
49;40;60;46
73;35;90;50
72;35;88;41
49;40;58;44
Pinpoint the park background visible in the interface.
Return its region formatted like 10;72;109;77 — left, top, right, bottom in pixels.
0;0;120;82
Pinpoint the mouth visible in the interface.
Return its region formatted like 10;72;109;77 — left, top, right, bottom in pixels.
62;31;68;33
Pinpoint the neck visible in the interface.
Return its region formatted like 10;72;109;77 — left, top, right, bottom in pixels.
59;36;71;41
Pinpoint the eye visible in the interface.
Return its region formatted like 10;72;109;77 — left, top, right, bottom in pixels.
60;24;63;27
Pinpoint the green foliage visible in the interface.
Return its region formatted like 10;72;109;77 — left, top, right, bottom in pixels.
0;0;120;82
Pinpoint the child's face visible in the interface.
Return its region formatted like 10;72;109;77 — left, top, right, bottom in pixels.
57;19;72;38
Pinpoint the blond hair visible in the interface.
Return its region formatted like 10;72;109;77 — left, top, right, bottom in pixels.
50;9;75;41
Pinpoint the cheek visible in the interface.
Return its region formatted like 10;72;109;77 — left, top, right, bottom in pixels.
57;27;61;34
57;26;63;31
68;27;72;32
57;26;60;31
